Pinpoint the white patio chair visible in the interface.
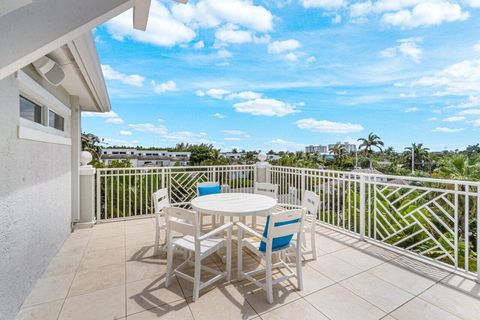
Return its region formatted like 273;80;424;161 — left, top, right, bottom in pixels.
253;182;278;229
237;208;305;304
152;188;169;255
278;190;321;260
165;207;233;302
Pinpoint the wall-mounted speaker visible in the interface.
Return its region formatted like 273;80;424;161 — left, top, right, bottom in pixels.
32;56;65;86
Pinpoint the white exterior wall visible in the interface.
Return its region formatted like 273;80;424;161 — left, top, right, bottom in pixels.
0;74;73;320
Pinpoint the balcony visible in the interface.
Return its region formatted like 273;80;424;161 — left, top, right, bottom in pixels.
16;164;480;319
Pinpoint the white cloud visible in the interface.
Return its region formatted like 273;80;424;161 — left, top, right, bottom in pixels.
464;0;480;8
153;80;179;93
217;49;233;58
106;118;124;124
215;24;252;44
296;118;364;133
381;38;422;63
432;127;464;133
413;59;480;96
459;109;480;115
405;107;419;113
119;130;132;136
105;1;196;47
268;39;301;54
204;88;231;99
350;1;374;17
101;65;145;87
195;90;206;97
213;113;227;118
226;91;263;100
285;52;299;62
270;139;305;150
443;116;466;122
233;98;299;117
224;137;243;141
428;117;438;121
82;111;124;125
221;129;248;135
301;0;347;9
193;40;205;49
306;56;316;64
473;119;480;126
129;122;210;143
171;0;274;32
102;137;140;147
382;1;469;28
253;34;271;44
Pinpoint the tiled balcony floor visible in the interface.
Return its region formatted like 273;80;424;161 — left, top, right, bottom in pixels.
15;217;480;320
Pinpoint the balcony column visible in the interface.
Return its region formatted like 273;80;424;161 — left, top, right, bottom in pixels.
255;153;270;184
77;151;96;228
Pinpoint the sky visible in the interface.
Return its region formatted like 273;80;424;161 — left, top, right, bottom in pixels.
82;0;480;152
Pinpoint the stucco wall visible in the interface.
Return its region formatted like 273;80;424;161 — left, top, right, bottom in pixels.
0;75;72;320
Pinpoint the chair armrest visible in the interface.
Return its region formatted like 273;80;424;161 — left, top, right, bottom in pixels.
236;222;262;239
199;222;233;241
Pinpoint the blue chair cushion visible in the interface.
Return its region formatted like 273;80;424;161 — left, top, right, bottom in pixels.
198;185;221;196
259;216;299;252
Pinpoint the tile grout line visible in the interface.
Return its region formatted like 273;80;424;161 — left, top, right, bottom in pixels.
56;228;95;320
383;270;458;319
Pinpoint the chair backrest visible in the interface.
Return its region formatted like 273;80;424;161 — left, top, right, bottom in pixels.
152;188;169;215
254;182;278;199
164;206;200;238
197;181;221;196
302;190;320;217
259;209;305;253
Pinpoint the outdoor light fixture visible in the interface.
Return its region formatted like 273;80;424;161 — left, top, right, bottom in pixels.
32;56;65;86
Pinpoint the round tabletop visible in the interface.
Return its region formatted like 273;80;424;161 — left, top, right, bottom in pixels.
191;193;277;217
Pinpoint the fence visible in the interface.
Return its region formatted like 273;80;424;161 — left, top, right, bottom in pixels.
267;165;480;280
94;163;480;279
96;165;255;221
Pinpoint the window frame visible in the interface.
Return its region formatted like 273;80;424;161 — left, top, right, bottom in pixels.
17;70;71;145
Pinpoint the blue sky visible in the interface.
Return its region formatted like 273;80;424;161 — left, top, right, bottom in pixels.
82;0;480;152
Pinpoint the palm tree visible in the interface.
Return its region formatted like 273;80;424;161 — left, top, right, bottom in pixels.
435;154;480;181
329;143;347;167
404;143;430;172
357;132;384;168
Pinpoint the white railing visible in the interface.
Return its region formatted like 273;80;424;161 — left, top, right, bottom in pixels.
96;165;255;221
95;163;480;279
267;165;480;281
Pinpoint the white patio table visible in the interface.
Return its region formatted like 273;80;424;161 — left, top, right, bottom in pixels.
191;192;277;220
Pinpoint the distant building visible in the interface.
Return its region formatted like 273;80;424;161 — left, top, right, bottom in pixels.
101;148;191;167
328;142;357;153
222;152;244;160
305;145;328;154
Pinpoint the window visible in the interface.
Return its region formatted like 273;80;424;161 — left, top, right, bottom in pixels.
20;95;42;124
48;110;64;131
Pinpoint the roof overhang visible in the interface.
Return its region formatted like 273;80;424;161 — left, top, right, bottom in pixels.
0;0;152;80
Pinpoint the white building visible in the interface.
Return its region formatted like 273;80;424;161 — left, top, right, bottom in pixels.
101;148;191;167
305;144;328;154
328;142;357;153
0;1;152;318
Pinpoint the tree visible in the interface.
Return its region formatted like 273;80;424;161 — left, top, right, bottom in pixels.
81;133;103;164
329;143;347;167
404;143;430;172
435;154;480;181
357;132;384;168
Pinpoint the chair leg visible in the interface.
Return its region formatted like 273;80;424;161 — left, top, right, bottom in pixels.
296;246;303;291
310;221;317;260
237;230;243;281
266;254;273;304
252;216;257;229
165;244;174;287
154;227;160;256
193;254;201;302
226;229;232;282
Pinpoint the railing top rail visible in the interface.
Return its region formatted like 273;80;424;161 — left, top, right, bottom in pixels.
268;165;480;187
96;164;256;172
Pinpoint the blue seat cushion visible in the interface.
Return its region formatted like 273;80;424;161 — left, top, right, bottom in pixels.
259;216;299;252
198;185;221;196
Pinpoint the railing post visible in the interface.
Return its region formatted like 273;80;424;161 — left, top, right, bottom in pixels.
78;163;96;228
359;175;366;240
255;161;269;184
